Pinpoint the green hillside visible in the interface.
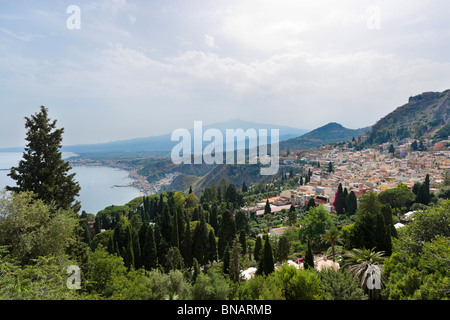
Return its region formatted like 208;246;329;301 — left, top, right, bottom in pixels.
365;89;450;144
280;122;370;150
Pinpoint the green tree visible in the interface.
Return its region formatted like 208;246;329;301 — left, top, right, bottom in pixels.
229;236;243;282
288;204;297;226
7;106;81;211
298;206;334;246
206;229;217;263
264;199;271;215
276;264;325;300
328;161;334;173
217;210;236;259
191;269;230;300
333;183;345;215
318;269;367;300
254;236;262;262
304;239;315;270
0;191;79;265
142;224;157;270
257;235;274;276
378;184;415;216
306;197;316;211
277;235;290;263
346;191;357;216
388;144;395;154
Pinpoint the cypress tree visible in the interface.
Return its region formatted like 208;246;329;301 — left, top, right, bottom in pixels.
230;236;243;282
192;212;208;265
142;225;157;270
262;235;274;275
7;106;81;211
239;229;247;255
207;229;217;263
210;204;219;233
278;235;290;262
171;208;179;248
217;210;236;259
346;191;357;216
304;239;314;270
182;218;193;268
333;183;345;215
306;197;316;211
264;199;271;215
254;236;262;263
222;245;230;274
160;204;172;244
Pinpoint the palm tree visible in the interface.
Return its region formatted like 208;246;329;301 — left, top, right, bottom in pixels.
342;247;387;300
321;227;342;262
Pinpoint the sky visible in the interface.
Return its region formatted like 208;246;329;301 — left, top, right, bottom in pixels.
1;0;450;148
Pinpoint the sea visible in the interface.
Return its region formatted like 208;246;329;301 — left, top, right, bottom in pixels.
0;152;142;214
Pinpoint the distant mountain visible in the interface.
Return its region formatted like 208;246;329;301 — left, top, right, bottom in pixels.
58;118;308;156
365;89;450;145
280;122;371;150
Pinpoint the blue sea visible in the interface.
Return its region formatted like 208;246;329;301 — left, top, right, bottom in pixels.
0;152;141;214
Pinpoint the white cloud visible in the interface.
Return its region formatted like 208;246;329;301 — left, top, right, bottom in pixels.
204;34;217;48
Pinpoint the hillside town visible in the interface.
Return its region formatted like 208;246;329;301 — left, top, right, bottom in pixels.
248;137;449;216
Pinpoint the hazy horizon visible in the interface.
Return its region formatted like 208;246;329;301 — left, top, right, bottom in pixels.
1;1;450;148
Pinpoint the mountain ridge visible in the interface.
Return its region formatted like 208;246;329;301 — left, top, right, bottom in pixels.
280;122;371;150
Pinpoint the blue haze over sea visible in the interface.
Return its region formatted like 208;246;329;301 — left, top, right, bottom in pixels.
0;152;141;214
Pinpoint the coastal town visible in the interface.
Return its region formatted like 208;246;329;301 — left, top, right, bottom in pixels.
248;137;449;216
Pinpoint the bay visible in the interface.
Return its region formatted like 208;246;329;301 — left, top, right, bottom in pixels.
0;152;141;214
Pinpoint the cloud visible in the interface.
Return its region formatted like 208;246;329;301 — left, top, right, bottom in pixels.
204;34;218;48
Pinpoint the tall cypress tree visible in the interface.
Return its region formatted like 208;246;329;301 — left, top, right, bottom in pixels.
171;208;179;248
217;210;236;259
143;225;157;270
333;183;345;215
207;229;217;263
346;191;357;216
304;239;314;270
260;235;274;276
7;106;81;211
254;236;262;263
182;218;193;268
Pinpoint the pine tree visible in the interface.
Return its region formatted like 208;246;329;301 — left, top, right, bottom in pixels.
7;106;81;211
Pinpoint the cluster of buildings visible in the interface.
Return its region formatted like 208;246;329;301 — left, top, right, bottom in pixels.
249;138;449;215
